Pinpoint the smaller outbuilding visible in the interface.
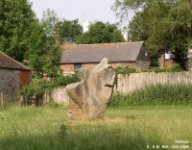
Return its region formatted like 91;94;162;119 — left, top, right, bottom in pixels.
158;51;175;68
0;51;30;102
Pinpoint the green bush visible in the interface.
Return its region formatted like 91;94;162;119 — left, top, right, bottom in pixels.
145;64;183;73
20;86;36;100
111;84;192;107
53;74;80;87
20;80;49;104
115;65;137;75
20;74;80;105
114;64;183;75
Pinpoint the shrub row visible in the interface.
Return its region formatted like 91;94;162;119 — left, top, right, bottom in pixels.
20;74;80;103
114;64;183;75
110;84;192;107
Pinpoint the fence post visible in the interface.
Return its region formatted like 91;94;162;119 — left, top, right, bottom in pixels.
0;92;4;107
43;89;47;105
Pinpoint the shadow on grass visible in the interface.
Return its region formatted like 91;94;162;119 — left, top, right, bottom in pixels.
0;124;166;150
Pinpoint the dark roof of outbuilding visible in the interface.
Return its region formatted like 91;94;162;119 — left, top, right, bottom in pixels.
0;51;30;71
61;41;144;64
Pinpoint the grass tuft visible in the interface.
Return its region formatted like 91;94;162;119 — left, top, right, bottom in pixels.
111;84;192;107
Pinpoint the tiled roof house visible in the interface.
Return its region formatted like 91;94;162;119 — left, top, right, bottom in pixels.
0;51;30;101
60;41;150;73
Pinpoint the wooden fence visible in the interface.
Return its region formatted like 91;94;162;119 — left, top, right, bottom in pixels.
0;92;4;106
51;87;70;105
50;72;192;105
116;72;192;94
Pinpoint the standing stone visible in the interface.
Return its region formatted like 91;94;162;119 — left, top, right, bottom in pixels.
66;58;115;120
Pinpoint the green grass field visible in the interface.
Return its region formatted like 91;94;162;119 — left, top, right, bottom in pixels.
0;104;192;150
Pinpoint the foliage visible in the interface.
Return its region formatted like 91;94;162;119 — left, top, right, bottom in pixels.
19;79;51;103
0;0;38;61
0;1;61;77
60;19;83;43
53;74;80;86
115;65;137;74
28;39;61;77
20;75;80;104
76;21;124;44
19;86;36;101
141;64;183;73
111;84;192;107
114;0;192;68
41;8;59;38
29;8;61;77
127;12;148;42
114;64;182;75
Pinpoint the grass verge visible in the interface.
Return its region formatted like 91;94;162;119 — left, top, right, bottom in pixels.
0;104;191;150
111;84;192;107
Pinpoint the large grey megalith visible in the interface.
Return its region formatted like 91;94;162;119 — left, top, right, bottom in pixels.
66;58;115;120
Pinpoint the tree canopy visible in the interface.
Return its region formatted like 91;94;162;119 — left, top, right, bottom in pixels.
0;0;37;61
76;21;124;44
60;19;83;43
41;8;59;39
114;0;192;67
0;0;61;77
30;8;61;77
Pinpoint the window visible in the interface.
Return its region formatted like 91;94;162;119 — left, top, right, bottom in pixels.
74;63;82;70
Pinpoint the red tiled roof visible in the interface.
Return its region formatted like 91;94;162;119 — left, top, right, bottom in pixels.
0;51;30;70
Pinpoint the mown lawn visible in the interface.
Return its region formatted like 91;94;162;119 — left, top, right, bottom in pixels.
0;104;192;150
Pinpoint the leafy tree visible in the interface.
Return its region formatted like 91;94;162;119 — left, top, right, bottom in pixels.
76;21;124;44
28;35;61;77
127;12;148;42
114;0;192;68
0;0;61;77
30;9;61;77
41;8;59;39
60;19;83;43
0;0;37;61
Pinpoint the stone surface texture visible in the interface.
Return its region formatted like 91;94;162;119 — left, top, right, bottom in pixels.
66;58;115;120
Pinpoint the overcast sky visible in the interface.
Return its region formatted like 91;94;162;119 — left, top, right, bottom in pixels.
29;0;132;28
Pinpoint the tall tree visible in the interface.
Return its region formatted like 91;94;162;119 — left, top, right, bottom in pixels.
114;0;192;67
0;0;61;77
30;9;61;77
76;21;124;44
41;8;59;39
0;0;37;61
28;26;61;77
60;19;83;43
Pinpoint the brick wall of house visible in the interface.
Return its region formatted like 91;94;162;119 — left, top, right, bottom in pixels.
83;63;137;70
60;64;74;73
83;62;137;69
20;71;30;88
158;54;175;68
60;62;137;73
82;63;97;69
0;69;20;101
